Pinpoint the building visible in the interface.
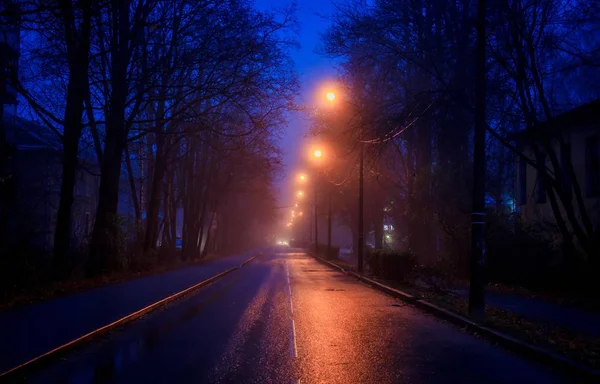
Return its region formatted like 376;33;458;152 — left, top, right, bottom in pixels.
3;114;99;250
0;0;19;106
511;100;600;228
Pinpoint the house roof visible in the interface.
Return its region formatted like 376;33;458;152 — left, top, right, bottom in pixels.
4;115;60;150
507;99;600;142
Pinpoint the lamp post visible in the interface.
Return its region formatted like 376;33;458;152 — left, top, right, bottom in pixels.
469;0;487;321
314;178;318;253
358;140;364;273
327;189;332;259
296;174;309;247
298;150;325;254
325;90;363;272
312;149;323;254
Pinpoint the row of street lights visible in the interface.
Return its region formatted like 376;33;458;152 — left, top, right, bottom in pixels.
285;56;486;317
285;88;364;270
291;148;325;255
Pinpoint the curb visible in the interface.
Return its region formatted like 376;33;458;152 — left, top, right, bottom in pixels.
308;252;600;380
241;254;258;267
0;251;263;380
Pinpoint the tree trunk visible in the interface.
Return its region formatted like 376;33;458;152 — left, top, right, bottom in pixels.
52;92;84;277
53;0;91;278
495;144;506;212
406;127;420;254
0;98;8;241
144;150;166;251
202;210;217;257
87;0;129;276
181;146;195;261
169;176;177;248
88;131;126;274
374;216;383;249
161;177;170;249
162;167;176;251
124;145;140;220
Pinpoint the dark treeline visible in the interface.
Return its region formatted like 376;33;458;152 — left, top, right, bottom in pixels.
311;0;600;293
0;0;297;293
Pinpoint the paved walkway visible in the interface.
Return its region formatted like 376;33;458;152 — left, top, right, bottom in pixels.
0;250;261;373
451;287;600;336
340;252;600;337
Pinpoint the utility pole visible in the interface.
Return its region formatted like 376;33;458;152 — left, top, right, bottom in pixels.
327;190;332;259
306;204;310;246
307;205;312;246
314;177;318;255
469;0;487;321
358;141;364;273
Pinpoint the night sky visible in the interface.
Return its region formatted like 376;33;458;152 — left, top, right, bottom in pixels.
254;0;338;208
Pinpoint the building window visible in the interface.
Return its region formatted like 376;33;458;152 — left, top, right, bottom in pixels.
535;151;546;204
560;141;572;198
519;154;527;205
586;136;600;197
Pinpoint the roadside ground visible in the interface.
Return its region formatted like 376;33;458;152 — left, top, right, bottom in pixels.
330;252;600;371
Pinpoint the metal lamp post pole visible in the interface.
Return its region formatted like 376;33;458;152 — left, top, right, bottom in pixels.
314;180;319;255
307;206;310;246
358;140;364;273
469;0;487;321
327;190;332;259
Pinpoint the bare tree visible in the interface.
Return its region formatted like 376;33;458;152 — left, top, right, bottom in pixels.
4;0;297;280
320;0;600;274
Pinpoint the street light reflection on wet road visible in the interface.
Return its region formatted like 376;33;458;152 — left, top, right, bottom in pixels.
25;249;574;383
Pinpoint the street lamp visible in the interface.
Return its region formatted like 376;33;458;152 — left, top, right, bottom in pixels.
310;148;325;256
295;173;310;246
324;89;363;272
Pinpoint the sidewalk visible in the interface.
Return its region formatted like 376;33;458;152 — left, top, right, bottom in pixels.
450;287;600;337
339;250;600;337
0;250;260;373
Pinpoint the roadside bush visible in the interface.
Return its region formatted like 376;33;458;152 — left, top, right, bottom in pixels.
325;246;339;260
411;256;457;292
366;249;381;275
367;249;417;281
102;213;129;271
315;244;339;260
486;213;563;291
0;243;52;302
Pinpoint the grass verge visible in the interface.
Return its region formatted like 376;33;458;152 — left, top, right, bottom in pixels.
0;253;222;310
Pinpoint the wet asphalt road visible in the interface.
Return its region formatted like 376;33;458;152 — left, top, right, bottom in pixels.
25;248;577;383
0;251;258;373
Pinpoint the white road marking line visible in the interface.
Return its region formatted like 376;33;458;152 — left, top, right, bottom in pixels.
285;261;298;358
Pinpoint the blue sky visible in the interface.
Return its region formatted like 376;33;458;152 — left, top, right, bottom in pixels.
254;0;338;207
